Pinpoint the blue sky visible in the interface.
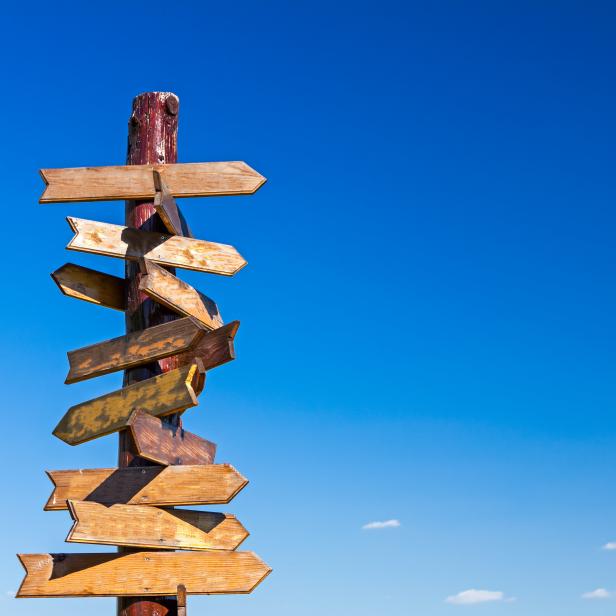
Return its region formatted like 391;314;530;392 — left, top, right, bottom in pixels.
2;1;616;614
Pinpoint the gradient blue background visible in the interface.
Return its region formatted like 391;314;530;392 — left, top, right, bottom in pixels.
2;1;616;613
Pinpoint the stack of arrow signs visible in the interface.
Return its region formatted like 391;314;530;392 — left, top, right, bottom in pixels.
16;162;272;600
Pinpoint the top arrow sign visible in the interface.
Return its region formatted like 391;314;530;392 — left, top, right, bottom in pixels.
39;162;266;203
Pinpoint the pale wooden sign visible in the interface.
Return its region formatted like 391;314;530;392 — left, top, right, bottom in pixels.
65;317;207;384
45;464;248;510
51;263;126;311
40;161;266;203
127;409;216;466
67;500;248;551
66;217;247;276
54;361;205;445
139;259;223;330
17;551;271;597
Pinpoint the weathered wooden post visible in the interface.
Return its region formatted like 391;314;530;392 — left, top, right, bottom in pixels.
119;91;181;616
16;91;271;612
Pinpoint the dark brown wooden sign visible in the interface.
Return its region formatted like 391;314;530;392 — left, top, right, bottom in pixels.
51;263;126;311
127;409;216;466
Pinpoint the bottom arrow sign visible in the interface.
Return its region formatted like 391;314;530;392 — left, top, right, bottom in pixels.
16;551;271;597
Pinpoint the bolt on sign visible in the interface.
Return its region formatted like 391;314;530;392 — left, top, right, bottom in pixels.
16;93;271;611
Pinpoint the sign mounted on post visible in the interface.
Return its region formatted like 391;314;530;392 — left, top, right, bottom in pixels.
40;161;266;203
17;92;271;615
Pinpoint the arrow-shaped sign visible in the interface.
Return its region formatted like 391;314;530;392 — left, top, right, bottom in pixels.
40;161;266;203
177;321;240;371
139;259;223;329
54;360;205;445
66;217;247;276
65;317;207;384
45;463;248;510
66;501;248;551
153;170;193;237
127;409;216;466
51;263;126;311
17;551;271;597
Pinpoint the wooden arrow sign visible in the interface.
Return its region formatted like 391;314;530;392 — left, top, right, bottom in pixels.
127;409;216;466
45;464;248;510
153;170;193;237
17;551;271;597
51;263;126;311
40;161;266;203
177;321;240;371
54;360;205;445
66;217;247;276
65;317;207;384
67;501;248;551
139;260;223;330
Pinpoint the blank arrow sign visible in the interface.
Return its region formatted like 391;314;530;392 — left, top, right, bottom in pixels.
40;161;266;203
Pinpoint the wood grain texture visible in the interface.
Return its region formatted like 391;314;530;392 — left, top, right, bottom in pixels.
177;321;240;371
153;170;192;237
54;361;205;445
66;217;247;276
139;260;223;329
51;263;126;311
127;409;216;466
40;161;266;203
16;551;271;597
45;464;248;510
67;501;248;551
65;317;207;384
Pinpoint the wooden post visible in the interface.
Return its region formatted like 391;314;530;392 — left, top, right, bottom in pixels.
118;91;181;616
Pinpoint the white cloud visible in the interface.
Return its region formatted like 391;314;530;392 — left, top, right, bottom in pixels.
5;591;14;598
362;519;401;530
602;542;616;550
445;589;510;605
582;588;612;600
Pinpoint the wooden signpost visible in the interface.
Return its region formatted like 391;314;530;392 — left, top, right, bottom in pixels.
17;92;270;615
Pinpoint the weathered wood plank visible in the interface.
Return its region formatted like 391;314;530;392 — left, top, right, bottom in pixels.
139;260;223;330
65;317;206;384
127;409;216;466
51;263;126;311
54;361;205;445
153;170;193;237
40;161;266;203
45;464;248;510
66;217;247;276
67;501;248;551
16;551;271;597
177;321;240;371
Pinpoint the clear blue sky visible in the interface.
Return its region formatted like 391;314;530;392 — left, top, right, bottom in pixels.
2;1;616;614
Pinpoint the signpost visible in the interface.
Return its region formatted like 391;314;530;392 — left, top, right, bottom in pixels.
17;92;270;615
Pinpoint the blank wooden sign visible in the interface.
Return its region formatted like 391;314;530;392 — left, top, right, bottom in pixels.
127;409;216;466
45;464;248;510
17;551;271;597
67;501;248;551
66;217;247;276
54;361;205;445
40;161;266;203
139;259;223;330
